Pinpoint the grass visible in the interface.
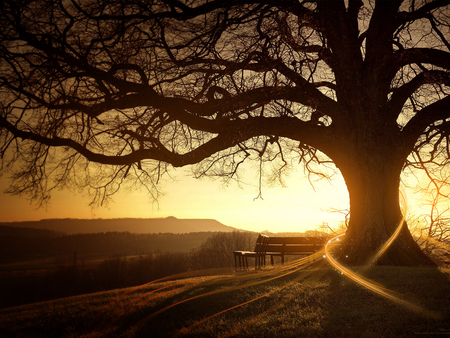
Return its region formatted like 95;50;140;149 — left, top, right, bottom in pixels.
1;258;450;338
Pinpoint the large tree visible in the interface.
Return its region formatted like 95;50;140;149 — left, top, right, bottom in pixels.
1;0;449;265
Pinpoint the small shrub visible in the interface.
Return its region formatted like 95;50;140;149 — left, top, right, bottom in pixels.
190;231;257;270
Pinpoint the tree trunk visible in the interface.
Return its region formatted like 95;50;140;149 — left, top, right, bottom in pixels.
334;151;435;266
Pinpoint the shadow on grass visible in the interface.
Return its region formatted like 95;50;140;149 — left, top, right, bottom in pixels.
322;266;450;338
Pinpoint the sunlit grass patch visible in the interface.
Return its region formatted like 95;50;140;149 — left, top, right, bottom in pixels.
155;266;332;338
0;276;221;337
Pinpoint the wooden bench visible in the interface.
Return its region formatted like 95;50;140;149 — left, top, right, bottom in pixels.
234;235;327;271
265;236;327;265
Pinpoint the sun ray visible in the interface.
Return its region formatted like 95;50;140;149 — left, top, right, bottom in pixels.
368;188;408;265
325;234;439;318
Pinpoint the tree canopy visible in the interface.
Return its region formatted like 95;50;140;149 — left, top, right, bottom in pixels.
1;0;449;265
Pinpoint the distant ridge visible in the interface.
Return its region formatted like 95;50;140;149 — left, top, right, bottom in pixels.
0;217;238;234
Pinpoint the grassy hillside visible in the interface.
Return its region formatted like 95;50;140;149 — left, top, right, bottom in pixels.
1;261;449;337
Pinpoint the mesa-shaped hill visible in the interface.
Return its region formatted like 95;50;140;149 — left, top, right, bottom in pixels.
0;217;237;234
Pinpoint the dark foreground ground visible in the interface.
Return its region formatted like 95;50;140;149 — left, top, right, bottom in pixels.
0;260;449;338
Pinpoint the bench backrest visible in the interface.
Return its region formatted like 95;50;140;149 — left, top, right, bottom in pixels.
265;236;327;254
253;234;269;253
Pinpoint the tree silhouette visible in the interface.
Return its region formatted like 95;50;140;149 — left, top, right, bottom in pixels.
1;0;449;265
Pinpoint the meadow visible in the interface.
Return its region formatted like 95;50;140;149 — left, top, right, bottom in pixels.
1;259;449;337
1;228;449;337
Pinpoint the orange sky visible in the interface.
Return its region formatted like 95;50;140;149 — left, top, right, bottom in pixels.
0;166;351;233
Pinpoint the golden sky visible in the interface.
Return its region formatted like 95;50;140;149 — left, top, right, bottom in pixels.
0;166;351;233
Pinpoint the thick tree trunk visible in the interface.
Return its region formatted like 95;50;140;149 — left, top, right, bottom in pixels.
335;152;435;266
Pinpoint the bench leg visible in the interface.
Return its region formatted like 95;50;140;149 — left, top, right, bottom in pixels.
235;254;246;271
256;255;262;269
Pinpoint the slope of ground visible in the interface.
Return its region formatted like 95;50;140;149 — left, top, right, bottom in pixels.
1;262;449;338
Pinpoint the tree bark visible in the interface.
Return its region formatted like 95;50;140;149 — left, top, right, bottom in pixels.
334;149;435;266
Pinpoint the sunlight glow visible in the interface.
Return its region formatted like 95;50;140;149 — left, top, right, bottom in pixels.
418;235;450;254
0;167;350;233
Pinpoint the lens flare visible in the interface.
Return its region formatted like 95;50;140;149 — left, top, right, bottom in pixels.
325;234;439;318
369;218;404;265
369;188;408;265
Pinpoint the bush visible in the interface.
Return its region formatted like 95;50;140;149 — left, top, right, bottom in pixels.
190;231;257;270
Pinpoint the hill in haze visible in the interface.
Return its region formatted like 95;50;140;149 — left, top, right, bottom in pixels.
0;217;238;234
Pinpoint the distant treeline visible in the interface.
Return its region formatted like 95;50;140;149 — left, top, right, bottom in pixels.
0;217;236;234
0;231;259;309
0;226;237;264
